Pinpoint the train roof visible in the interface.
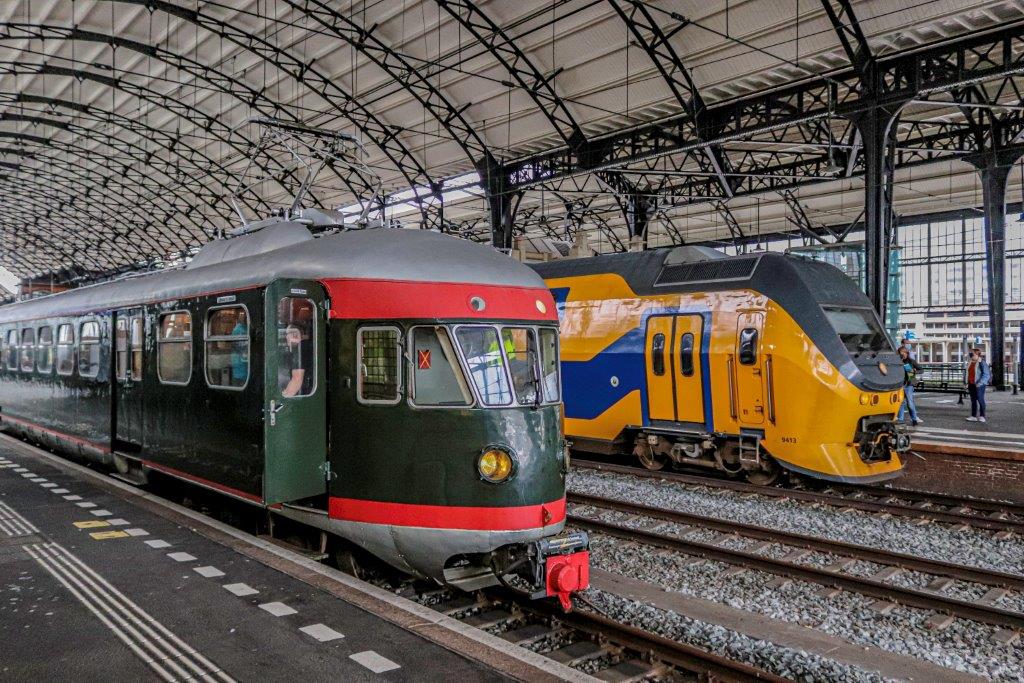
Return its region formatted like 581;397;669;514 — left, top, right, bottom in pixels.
0;224;544;322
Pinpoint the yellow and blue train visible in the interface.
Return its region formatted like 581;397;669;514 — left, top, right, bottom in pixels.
532;246;910;485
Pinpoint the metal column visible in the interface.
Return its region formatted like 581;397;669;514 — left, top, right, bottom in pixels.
968;152;1015;390
479;158;521;251
625;193;651;249
849;104;903;318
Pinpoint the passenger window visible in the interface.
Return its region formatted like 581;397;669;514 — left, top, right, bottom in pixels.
454;326;512;406
276;298;315;397
36;326;54;374
206;306;249;389
78;321;101;378
130;317;143;381
357;326;400;404
739;328;758;366
679;333;695;377
410;326;472;406
115;319;128;380
56;324;75;376
20;328;35;373
157;312;192;384
3;330;15;371
651;333;666;376
538;327;560;403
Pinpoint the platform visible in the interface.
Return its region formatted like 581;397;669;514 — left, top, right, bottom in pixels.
0;436;579;682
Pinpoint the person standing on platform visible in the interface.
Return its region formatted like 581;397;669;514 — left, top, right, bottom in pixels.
965;347;991;423
897;346;922;427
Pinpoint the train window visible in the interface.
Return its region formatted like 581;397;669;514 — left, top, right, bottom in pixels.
538;328;560;403
36;326;54;374
679;333;695;377
823;307;891;354
357;326;401;404
130;316;143;381
502;327;542;405
3;330;15;371
157;312;192;385
276;298;315;397
56;324;75;376
206;306;249;390
409;326;472;407
454;326;512;406
651;333;666;376
79;321;101;378
20;328;35;373
115;319;129;380
738;328;758;366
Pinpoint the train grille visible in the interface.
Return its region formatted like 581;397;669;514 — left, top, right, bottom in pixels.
655;257;758;286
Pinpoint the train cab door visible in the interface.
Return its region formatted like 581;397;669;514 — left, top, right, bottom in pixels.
673;315;705;425
113;308;145;452
263;279;328;505
644;317;675;421
733;312;766;425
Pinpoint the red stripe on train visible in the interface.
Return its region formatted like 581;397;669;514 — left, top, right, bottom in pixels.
322;278;558;321
328;495;566;531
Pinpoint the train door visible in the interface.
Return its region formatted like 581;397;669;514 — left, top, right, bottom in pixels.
644;317;675;421
734;312;765;425
113;308;145;452
263;279;328;504
673;315;704;424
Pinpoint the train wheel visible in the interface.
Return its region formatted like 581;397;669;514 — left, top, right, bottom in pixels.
745;458;781;486
332;547;367;581
636;444;667;471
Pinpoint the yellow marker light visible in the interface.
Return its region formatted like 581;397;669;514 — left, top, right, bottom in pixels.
859;393;870;406
478;448;514;483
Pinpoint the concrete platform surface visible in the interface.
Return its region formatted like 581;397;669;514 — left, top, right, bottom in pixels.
0;441;511;682
911;391;1024;454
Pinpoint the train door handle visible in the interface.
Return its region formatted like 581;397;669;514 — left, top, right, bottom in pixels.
268;400;285;426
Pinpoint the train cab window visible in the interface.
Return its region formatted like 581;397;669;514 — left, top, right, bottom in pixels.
454;326;512;406
409;326;472;407
78;321;101;378
276;298;315;397
56;324;75;375
3;330;15;371
651;333;666;376
738;328;758;366
502;327;543;405
823;307;891;355
357;326;401;404
157;312;192;385
115;319;129;380
206;306;249;389
679;333;695;377
36;326;54;374
130;317;143;381
20;328;35;373
538;328;561;403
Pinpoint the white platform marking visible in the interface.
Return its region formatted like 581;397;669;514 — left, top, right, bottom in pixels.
258;601;297;617
350;651;400;673
167;552;197;562
106;519;130;526
223;583;259;597
144;539;171;549
51;488;69;494
13;468;27;472
63;495;82;501
299;623;344;642
30;478;47;483
193;566;225;578
40;483;57;488
124;528;149;537
76;502;97;509
90;510;112;517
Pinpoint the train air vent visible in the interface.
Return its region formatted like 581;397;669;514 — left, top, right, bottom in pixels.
655;257;758;286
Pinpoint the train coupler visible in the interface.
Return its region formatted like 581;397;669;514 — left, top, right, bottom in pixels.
493;531;590;611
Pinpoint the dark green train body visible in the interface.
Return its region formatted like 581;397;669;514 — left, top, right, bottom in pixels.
0;223;589;603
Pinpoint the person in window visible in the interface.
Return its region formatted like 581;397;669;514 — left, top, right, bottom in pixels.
896;346;922;427
279;324;311;397
230;311;249;385
965;347;991;423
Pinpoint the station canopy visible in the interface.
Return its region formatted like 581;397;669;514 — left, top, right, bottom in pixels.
0;0;1022;281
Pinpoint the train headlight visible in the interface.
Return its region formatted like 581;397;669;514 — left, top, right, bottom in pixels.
859;393;870;405
478;448;515;483
878;362;889;375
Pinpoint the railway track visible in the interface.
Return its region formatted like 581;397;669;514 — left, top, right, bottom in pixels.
425;587;784;682
568;492;1024;631
573;459;1024;535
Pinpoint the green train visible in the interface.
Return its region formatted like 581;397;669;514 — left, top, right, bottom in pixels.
0;221;589;608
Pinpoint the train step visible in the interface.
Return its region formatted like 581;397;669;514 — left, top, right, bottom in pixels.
547;640;610;666
254;534;328;561
594;659;662;683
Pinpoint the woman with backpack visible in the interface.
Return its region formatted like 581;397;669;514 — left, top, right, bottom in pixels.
897;346;923;427
966;347;992;423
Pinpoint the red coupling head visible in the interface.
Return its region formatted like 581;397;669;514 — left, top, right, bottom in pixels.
545;550;590;612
